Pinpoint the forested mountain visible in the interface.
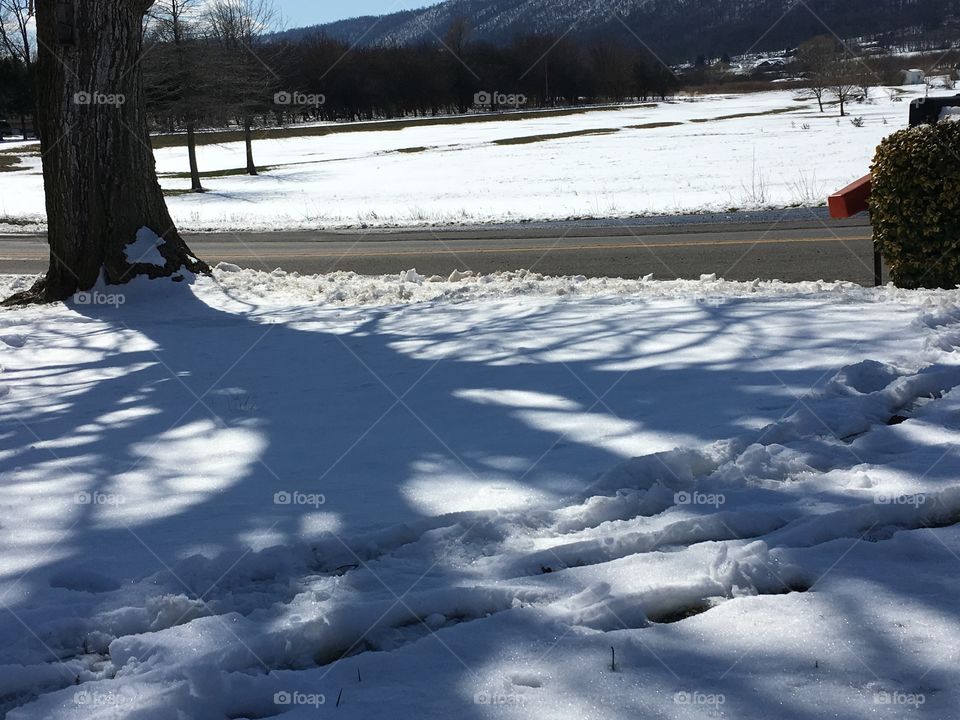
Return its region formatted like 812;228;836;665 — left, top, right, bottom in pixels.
276;0;960;61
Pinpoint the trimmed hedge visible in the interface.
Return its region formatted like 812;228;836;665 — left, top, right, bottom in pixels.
871;121;960;289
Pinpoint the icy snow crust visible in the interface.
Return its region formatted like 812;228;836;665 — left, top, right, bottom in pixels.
2;269;960;718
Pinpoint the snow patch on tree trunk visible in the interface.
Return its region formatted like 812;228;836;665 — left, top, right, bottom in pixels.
124;227;167;267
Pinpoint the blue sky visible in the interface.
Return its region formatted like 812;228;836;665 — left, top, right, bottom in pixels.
273;0;444;28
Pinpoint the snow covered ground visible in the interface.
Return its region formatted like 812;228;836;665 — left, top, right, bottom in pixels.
2;267;960;718
0;87;926;232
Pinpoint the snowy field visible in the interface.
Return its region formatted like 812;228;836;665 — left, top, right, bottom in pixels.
0;87;926;232
2;267;960;718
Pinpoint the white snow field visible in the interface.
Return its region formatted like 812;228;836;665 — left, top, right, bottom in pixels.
0;87;927;232
2;267;960;718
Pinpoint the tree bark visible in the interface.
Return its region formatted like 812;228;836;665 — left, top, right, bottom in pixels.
4;0;207;305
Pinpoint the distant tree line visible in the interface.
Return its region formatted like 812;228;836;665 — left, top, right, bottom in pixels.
271;23;680;122
140;14;680;133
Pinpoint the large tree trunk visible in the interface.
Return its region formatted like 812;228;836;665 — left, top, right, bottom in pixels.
4;0;207;305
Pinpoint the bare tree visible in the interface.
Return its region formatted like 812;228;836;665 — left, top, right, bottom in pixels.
851;55;875;102
146;0;214;191
797;35;859;116
0;0;32;71
797;35;834;113
205;0;278;175
0;0;34;136
4;0;207;305
831;55;858;117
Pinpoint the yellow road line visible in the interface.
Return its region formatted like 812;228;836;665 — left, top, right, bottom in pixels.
209;234;875;259
0;235;873;260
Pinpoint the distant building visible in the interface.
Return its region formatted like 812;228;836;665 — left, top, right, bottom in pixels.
902;69;926;85
755;58;786;70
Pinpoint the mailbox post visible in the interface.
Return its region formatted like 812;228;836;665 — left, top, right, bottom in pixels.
827;176;882;286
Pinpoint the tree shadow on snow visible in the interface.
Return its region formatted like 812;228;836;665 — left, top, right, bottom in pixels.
0;278;954;717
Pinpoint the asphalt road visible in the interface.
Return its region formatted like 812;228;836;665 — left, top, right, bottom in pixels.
0;214;878;284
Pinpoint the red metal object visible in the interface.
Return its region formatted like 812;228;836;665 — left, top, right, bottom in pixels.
828;174;872;219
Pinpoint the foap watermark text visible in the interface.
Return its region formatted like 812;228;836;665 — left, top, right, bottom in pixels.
474;91;527;108
74;91;126;107
75;291;125;308
274;490;326;508
274;91;326;107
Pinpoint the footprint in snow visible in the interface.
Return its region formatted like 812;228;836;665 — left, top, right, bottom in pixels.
0;334;26;348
